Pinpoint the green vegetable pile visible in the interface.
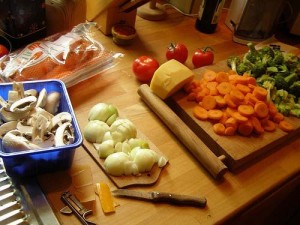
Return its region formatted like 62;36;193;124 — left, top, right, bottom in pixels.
227;42;300;117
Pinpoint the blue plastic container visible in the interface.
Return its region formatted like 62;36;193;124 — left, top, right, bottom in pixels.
0;79;83;177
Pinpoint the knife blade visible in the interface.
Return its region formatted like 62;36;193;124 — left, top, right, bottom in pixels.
112;189;207;207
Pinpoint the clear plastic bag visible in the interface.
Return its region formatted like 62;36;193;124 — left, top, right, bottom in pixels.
0;22;119;87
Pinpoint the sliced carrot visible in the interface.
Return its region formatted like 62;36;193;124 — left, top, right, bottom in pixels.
208;109;224;121
202;95;217;110
236;83;251;94
232;111;248;123
279;120;294;132
216;71;229;83
272;112;284;123
213;123;225;135
268;102;278;117
217;82;233;95
225;126;236;136
246;76;257;86
203;70;217;81
235;75;249;85
224;117;238;129
238;104;255;117
196;87;210;102
250;116;264;135
226;107;237;117
238;120;253;136
253;86;268;101
219;112;230;124
187;92;197;101
206;81;219;96
215;95;227;108
228;69;237;75
244;93;260;106
193;106;208;120
261;119;276;132
224;94;237;108
230;88;245;104
254;102;269;118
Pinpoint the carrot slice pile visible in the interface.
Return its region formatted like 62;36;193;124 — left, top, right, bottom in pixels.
185;70;295;136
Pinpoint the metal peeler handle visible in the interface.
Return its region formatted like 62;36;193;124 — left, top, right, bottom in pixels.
61;191;97;225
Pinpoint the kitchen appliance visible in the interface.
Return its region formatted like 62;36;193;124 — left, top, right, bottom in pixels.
225;0;286;44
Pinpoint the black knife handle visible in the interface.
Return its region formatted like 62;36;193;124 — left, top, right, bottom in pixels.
151;192;207;207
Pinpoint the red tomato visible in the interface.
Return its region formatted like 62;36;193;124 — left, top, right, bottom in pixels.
0;44;9;57
166;43;188;64
192;47;214;68
132;56;159;83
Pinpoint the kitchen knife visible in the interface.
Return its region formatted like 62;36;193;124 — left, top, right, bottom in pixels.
112;189;207;207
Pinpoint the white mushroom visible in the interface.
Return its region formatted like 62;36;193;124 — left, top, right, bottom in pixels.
0;107;32;122
55;122;74;147
51;112;72;131
12;82;25;99
7;90;21;105
0;96;9;109
44;92;60;115
36;88;47;108
2;130;38;152
24;89;38;97
10;95;37;113
0;121;18;138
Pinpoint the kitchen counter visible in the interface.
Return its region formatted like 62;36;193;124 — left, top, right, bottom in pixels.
38;5;300;225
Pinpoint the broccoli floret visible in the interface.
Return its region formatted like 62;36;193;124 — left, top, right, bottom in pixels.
257;74;275;86
290;108;300;118
276;103;293;116
258;45;275;59
290;63;300;76
227;56;241;72
244;42;260;63
236;61;253;75
268;49;284;66
289;81;300;97
274;74;289;90
284;72;298;86
284;53;299;68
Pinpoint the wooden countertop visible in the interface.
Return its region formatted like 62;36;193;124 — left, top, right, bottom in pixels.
38;5;300;225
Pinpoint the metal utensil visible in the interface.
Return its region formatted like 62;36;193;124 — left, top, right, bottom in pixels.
112;189;207;207
60;191;97;225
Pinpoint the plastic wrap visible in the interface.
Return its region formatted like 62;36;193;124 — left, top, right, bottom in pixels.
0;22;118;87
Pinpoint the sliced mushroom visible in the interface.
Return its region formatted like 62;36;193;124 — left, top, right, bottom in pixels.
10;95;37;113
44;92;60;115
32;114;52;142
51;112;72;132
16;120;33;136
24;89;38;97
7;90;21;105
2;130;38;152
12;82;25;99
0;107;31;122
32;132;55;148
0;121;18;138
55;122;74;147
36;88;47;108
0;96;9;109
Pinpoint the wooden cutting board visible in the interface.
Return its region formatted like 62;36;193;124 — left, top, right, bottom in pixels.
168;41;300;170
76;112;167;188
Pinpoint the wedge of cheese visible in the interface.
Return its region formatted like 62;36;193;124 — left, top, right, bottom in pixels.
150;59;195;99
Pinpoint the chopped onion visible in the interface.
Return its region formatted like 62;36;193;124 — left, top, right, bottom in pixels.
104;152;130;176
88;103;118;125
83;120;109;143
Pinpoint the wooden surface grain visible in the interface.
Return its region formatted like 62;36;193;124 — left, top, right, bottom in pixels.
38;4;300;225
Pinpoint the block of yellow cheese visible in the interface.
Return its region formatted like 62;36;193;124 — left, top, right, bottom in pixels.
150;59;195;99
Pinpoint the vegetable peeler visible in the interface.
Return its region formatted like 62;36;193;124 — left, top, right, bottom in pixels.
60;191;97;225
